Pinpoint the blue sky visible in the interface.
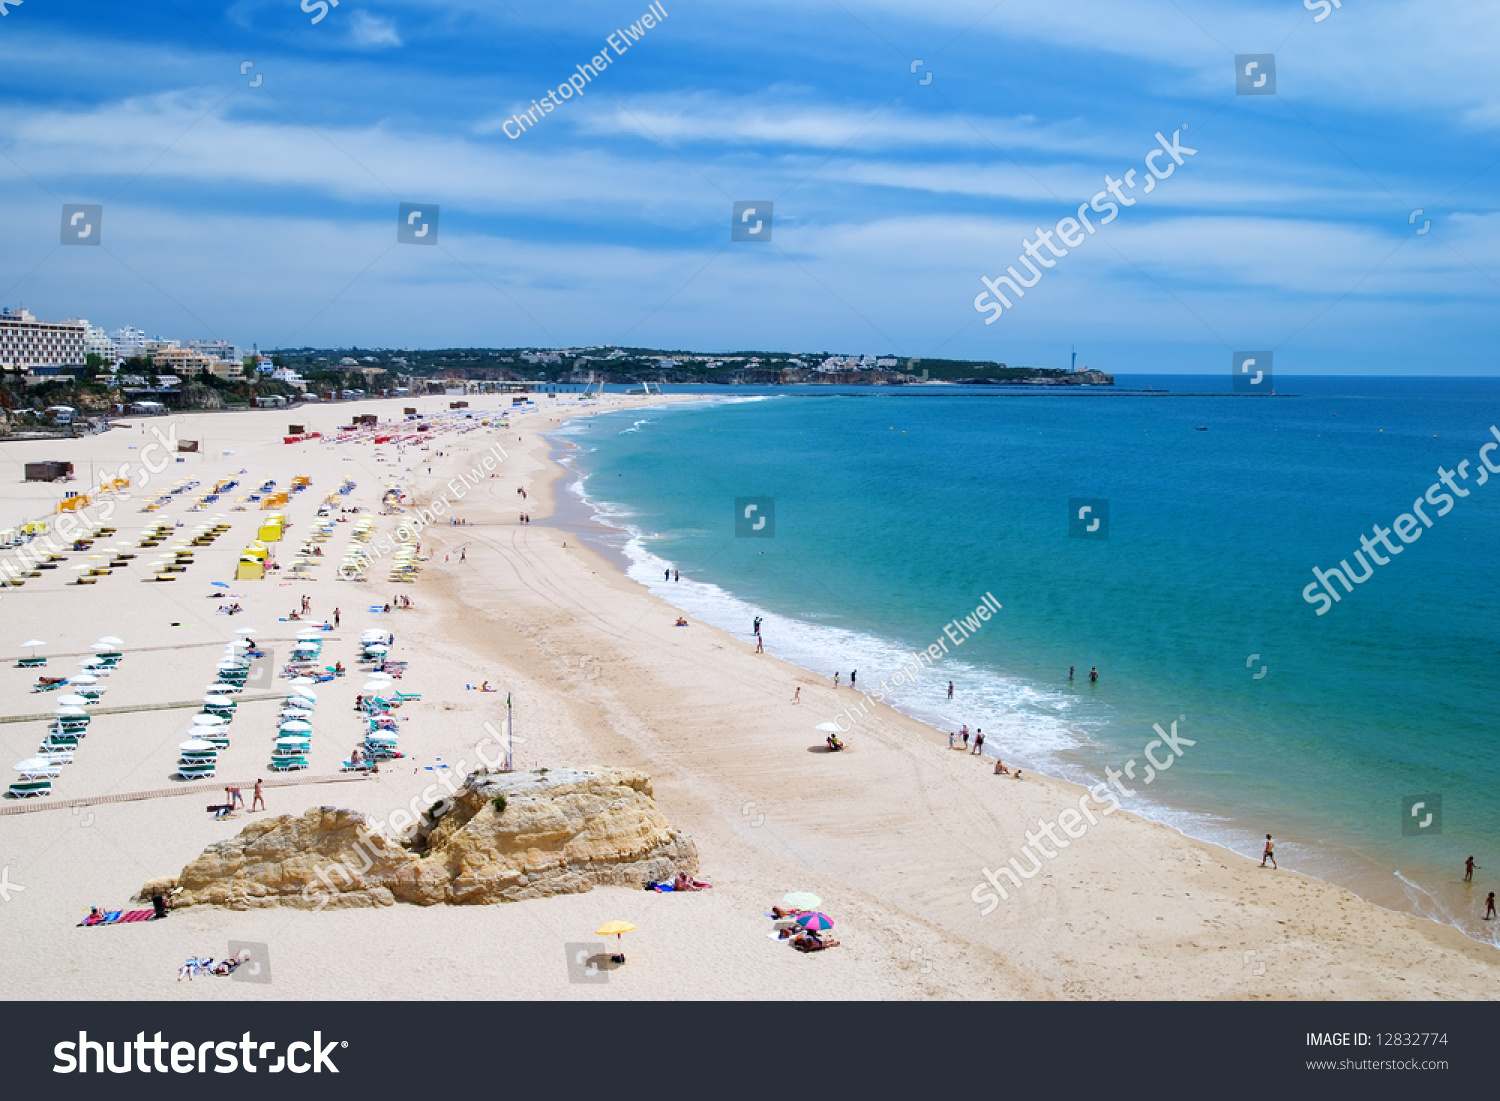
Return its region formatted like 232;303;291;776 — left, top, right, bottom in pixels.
1;0;1497;373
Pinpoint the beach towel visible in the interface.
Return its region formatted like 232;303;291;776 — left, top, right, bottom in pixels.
79;909;154;927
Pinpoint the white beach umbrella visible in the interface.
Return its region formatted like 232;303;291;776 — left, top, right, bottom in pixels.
14;758;60;774
56;694;87;707
277;724;312;736
234;627;258;636
21;639;46;655
68;674;98;686
815;722;842;733
203;695;233;707
361;683;393;694
290;686;317;701
97;636;124;646
179;739;217;753
55;705;88;717
290;676;316;686
192;714;226;728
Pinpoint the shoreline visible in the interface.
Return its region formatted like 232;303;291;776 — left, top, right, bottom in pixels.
1;393;1497;1000
545;396;1500;957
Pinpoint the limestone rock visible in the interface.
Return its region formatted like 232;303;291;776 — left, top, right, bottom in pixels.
143;768;697;910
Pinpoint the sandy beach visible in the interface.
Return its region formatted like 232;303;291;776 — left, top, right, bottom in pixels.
1;393;1496;1001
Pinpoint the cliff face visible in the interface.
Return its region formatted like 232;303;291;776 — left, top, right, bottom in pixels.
139;768;697;910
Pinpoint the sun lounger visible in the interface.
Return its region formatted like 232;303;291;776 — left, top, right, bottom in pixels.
268;757;307;772
9;779;51;798
17;657;45;668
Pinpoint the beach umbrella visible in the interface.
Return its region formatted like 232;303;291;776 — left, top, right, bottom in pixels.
192;714;226;728
14;758;60;774
56;694;87;707
234;627;258;636
203;695;233;708
794;912;835;932
276;736;311;748
594;920;636;944
68;674;98;686
97;636;124;646
297;630;323;641
279;720;313;733
366;671;394;683
21;639;46;654
78;657;106;668
179;739;217;754
291;686;317;701
89;642;117;651
782;891;821;910
814;722;842;733
227;639;249;649
55;705;87;718
290;676;316;686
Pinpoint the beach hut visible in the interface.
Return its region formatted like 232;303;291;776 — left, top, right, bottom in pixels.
235;556;264;581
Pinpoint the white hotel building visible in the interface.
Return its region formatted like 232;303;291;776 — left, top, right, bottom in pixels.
0;308;86;373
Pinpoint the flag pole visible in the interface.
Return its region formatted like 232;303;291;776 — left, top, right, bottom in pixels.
506;692;513;771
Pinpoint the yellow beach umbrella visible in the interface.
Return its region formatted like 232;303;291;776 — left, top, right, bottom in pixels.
595;920;635;940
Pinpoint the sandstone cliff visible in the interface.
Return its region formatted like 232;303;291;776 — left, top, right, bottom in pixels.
139;767;698;910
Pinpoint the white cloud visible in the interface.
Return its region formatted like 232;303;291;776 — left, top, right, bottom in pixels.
348;12;404;48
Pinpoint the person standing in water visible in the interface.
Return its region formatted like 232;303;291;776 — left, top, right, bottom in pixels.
850;670;857;690
960;724;969;750
832;672;840;688
1069;666;1075;681
947;681;954;700
1466;856;1480;883
972;729;984;756
1260;835;1277;869
1487;892;1497;921
1089;667;1098;683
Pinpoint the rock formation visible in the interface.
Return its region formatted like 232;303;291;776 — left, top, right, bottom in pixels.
139;767;697;910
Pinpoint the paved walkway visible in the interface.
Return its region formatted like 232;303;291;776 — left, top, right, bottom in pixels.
0;772;369;815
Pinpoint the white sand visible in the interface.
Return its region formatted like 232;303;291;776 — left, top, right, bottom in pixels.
0;395;1495;1000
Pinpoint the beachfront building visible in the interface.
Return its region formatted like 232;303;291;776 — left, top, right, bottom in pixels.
110;325;147;361
189;339;239;363
148;343;223;377
83;323;115;361
0;308;87;375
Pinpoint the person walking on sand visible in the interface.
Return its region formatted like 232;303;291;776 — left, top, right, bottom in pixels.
251;779;265;812
334;607;340;628
460;548;466;562
226;784;244;810
947;681;954;700
1260;834;1276;869
1466;856;1480;883
756;633;764;654
850;670;857;690
949;731;956;750
833;672;840;688
972;729;984;756
1487;892;1497;921
791;686;800;703
960;724;969;750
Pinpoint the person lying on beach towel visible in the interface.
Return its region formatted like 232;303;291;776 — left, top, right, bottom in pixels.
793;932;840;952
673;872;712;891
769;906;810;920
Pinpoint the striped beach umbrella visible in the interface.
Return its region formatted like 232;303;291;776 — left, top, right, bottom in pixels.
795;912;834;932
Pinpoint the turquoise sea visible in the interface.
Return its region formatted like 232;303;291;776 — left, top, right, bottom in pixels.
552;377;1500;940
